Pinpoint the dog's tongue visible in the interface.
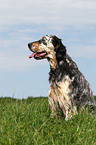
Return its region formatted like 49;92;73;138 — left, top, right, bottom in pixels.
29;52;37;58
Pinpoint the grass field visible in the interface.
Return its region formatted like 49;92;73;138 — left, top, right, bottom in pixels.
0;96;96;145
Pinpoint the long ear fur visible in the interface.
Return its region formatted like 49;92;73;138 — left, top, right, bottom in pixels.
52;36;66;63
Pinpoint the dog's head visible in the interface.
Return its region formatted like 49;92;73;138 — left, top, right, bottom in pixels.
28;35;66;69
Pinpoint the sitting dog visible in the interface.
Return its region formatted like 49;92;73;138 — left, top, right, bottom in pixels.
28;35;96;120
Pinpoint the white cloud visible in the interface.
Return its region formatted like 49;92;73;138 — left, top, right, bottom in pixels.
0;0;96;28
0;0;96;72
69;45;96;59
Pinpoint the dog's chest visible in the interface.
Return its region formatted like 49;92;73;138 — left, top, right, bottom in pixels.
48;75;71;101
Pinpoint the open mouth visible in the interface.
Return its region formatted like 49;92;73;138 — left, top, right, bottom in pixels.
29;51;47;59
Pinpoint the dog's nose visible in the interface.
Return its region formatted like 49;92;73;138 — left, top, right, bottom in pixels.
28;43;32;49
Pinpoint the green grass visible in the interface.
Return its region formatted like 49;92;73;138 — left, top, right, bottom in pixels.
0;96;96;145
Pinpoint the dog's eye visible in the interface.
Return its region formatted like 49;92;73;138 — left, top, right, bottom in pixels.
42;38;47;45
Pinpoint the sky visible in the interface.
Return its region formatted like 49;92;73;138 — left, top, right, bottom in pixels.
0;0;96;99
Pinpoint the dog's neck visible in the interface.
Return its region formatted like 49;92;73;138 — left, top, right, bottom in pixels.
49;54;77;83
49;60;65;82
48;59;57;69
47;52;57;69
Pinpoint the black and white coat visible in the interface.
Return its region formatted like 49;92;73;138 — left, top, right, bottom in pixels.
28;35;96;120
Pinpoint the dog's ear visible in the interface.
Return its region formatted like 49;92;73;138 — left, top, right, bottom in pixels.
52;35;66;63
52;35;62;50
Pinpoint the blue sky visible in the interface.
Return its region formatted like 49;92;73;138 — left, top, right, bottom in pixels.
0;0;96;99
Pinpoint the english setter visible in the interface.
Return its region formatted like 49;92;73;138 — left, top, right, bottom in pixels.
28;35;96;120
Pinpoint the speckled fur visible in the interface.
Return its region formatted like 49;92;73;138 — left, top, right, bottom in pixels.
28;35;96;120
